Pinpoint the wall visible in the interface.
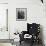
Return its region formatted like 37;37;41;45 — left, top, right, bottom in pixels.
0;0;8;3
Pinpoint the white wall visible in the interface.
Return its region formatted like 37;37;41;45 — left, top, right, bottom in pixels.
0;0;8;3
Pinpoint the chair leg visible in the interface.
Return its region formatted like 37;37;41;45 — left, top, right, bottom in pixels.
30;41;34;46
20;41;21;45
30;39;34;46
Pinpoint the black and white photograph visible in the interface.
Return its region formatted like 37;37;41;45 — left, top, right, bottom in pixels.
16;8;27;21
0;0;46;46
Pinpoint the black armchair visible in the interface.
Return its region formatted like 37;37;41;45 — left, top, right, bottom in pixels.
19;23;40;45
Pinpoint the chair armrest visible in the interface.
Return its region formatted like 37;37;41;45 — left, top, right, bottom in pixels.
22;31;28;35
19;31;27;41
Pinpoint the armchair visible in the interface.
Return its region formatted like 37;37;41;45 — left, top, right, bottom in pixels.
19;23;41;46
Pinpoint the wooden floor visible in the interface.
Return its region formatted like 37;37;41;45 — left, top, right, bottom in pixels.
19;41;43;46
0;39;14;43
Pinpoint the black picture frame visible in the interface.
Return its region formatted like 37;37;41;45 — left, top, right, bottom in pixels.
16;8;27;21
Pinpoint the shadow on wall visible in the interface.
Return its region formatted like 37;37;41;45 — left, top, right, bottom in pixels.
40;25;45;46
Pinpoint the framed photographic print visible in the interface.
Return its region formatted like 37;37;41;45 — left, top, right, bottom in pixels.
16;8;27;21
